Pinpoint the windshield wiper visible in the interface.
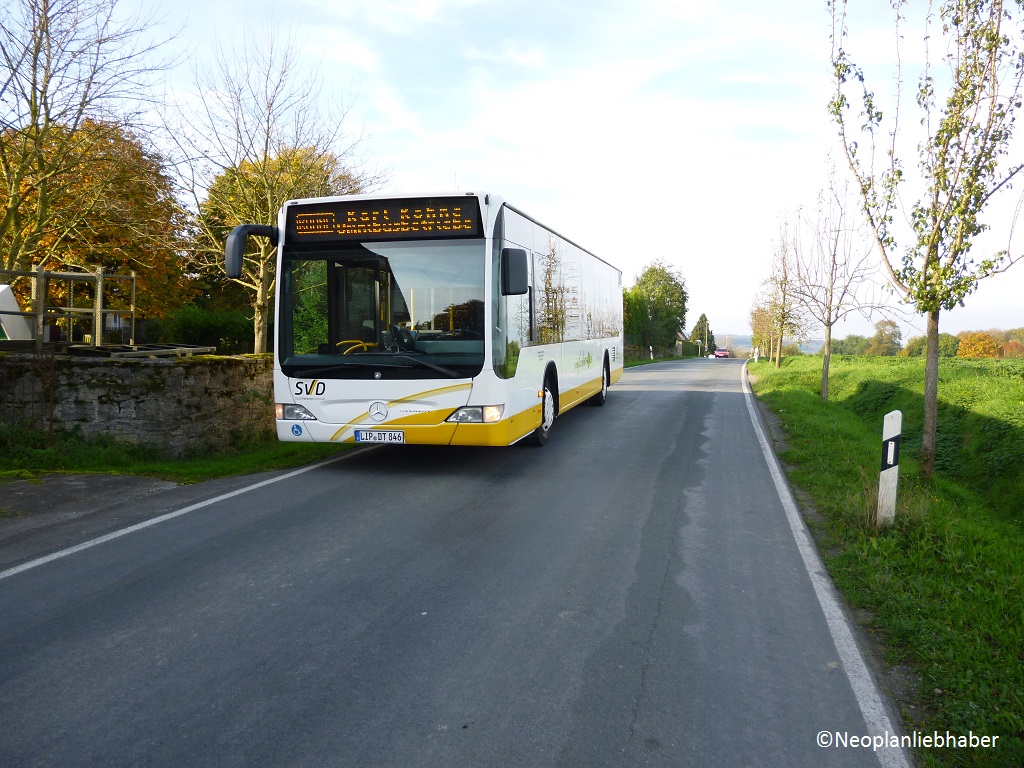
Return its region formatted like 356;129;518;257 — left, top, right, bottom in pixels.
287;359;401;377
286;355;459;379
391;354;459;378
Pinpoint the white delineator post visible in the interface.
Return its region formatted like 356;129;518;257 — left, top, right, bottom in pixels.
877;410;902;526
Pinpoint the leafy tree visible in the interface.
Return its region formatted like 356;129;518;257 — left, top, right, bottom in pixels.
1;120;193;318
903;335;926;357
0;0;171;273
904;333;960;357
691;313;715;356
830;0;1024;476
622;287;648;346
195;148;363;351
762;223;806;368
939;333;962;358
831;334;871;355
1003;339;1024;358
957;331;1001;358
626;260;688;350
866;319;902;356
749;303;773;360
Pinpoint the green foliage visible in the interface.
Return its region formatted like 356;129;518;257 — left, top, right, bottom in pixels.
904;333;961;357
678;339;699;357
622;287;647;345
624;260;688;349
749;356;1024;766
902;335;926;356
290;260;329;354
830;334;871;355
780;344;803;358
690;313;716;354
939;333;962;357
866;319;902;356
158;305;253;354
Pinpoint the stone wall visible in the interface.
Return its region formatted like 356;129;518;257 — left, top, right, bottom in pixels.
0;353;274;457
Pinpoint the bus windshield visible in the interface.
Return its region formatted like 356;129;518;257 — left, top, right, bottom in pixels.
278;239;486;379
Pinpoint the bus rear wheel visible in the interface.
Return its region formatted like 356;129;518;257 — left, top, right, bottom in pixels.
589;362;609;406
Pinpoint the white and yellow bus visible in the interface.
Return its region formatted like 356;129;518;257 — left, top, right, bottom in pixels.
225;192;623;446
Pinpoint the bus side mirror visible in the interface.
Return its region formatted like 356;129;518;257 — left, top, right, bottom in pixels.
225;224;279;278
501;248;529;295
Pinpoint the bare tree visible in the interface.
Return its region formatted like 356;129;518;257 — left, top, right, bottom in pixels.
830;0;1024;476
791;169;892;400
0;0;173;272
170;28;386;352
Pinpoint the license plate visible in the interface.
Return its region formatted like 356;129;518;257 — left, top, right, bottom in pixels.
355;429;405;444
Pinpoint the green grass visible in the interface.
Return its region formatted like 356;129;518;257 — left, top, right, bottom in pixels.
749;356;1024;767
0;423;350;484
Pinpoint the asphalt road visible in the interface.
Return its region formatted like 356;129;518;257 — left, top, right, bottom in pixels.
0;359;906;767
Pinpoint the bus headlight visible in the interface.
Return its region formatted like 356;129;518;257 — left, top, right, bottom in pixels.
446;405;504;423
276;403;317;420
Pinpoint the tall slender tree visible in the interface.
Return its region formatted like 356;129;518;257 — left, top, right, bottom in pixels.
830;0;1024;475
690;313;715;356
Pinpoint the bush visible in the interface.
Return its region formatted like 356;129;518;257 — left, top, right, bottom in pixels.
157;305;253;354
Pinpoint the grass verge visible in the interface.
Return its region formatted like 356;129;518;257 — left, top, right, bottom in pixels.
0;423;350;484
748;356;1023;767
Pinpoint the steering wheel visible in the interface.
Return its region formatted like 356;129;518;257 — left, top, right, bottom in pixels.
336;339;377;355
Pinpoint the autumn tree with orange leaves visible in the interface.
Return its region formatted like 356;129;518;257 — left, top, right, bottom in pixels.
0;0;173;276
957;332;1001;358
0;120;194;317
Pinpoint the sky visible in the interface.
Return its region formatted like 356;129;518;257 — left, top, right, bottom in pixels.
133;0;1024;341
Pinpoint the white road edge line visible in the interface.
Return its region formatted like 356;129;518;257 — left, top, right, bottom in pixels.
0;450;365;582
741;362;911;768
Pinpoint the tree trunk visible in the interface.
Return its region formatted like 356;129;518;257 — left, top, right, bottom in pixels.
920;309;940;477
252;268;269;354
253;300;267;355
820;323;833;401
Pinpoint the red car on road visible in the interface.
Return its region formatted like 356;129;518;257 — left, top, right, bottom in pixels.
714;348;729;358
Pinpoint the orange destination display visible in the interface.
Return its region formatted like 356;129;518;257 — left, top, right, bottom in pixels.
287;196;482;241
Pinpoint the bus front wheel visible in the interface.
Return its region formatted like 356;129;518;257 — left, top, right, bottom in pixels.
530;379;556;446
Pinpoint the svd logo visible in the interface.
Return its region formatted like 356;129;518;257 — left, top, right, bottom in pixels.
294;380;326;398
